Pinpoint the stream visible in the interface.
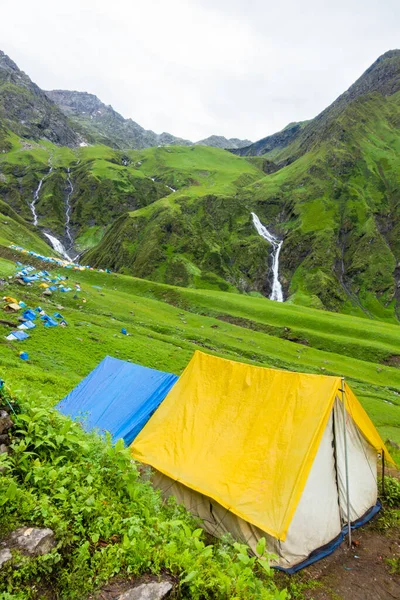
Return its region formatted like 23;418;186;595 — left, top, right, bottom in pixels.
251;212;284;302
65;168;74;248
43;232;73;261
29;166;53;226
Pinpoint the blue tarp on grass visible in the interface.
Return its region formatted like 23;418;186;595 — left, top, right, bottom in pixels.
22;309;36;321
56;356;178;445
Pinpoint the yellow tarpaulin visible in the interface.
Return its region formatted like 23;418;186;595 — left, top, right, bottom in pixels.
131;351;393;541
4;303;21;312
3;296;17;303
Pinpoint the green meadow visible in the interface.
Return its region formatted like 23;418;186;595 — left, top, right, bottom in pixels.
1;251;399;456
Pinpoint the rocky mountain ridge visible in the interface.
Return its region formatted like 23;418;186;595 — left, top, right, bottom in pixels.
45;89;253;150
45;89;193;149
234;49;400;160
195;135;252;149
0;49;251;151
0;51;79;146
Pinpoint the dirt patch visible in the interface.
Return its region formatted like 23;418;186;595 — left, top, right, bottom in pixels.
277;524;400;600
216;313;284;336
383;355;400;368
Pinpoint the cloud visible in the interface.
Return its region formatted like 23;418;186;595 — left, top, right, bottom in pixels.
1;0;399;141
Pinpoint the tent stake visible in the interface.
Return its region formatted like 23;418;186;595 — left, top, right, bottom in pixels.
341;377;352;548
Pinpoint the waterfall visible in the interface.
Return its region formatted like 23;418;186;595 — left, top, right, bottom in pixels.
251;212;284;302
43;232;72;261
148;176;176;192
29;166;52;226
65;168;74;247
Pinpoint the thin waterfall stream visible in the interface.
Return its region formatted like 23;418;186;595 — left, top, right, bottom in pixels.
29;166;53;226
251;212;284;302
28;161;75;262
65;168;74;248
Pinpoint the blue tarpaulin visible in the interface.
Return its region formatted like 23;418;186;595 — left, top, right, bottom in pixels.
41;316;58;327
7;330;29;341
23;309;36;321
56;356;178;445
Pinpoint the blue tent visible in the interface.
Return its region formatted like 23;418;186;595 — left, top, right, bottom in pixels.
56;356;178;445
23;309;36;321
6;330;29;341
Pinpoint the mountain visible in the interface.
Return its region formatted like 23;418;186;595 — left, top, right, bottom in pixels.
0;49;399;321
46;90;252;151
196;135;252;149
0;51;79;146
235;49;400;160
45;89;192;149
85;50;400;319
0;50;249;151
238;49;400;315
231;122;306;157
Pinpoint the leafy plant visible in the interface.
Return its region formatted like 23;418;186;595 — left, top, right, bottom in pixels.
0;400;287;599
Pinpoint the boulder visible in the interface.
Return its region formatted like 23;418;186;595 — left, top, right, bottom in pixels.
9;527;55;556
0;410;12;434
117;581;173;600
0;547;12;568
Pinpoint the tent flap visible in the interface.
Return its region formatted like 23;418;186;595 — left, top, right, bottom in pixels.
343;383;394;465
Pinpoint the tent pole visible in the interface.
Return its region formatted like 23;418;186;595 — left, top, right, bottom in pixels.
341;377;352;548
382;450;386;497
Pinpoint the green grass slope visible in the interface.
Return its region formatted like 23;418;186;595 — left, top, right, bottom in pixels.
1;51;400;320
245;91;400;319
1;253;399;451
0;200;52;255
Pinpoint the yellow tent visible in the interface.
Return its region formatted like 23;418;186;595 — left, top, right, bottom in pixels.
4;303;21;312
39;283;49;289
3;296;18;303
131;351;393;572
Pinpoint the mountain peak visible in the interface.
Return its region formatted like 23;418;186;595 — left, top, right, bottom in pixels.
195;135;252;150
0;50;79;146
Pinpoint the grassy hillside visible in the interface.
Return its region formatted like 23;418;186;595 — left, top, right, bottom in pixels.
245;91;400;319
0;200;52;254
0;51;399;319
1;251;399;450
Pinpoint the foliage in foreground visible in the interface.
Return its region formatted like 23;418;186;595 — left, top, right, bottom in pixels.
0;396;287;600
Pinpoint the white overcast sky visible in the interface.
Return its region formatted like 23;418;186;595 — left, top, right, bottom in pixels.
1;0;399;141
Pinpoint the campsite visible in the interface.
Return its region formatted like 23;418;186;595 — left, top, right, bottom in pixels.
0;246;399;599
0;15;400;597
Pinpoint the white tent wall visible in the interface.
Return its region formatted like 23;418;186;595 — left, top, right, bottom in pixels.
153;413;343;569
334;397;378;524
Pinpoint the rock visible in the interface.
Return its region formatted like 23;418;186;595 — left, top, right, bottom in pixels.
0;443;9;454
0;410;12;434
0;547;12;568
117;581;173;600
9;527;55;556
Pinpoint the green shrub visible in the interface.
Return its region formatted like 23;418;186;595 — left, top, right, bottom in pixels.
381;476;400;508
0;400;287;600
